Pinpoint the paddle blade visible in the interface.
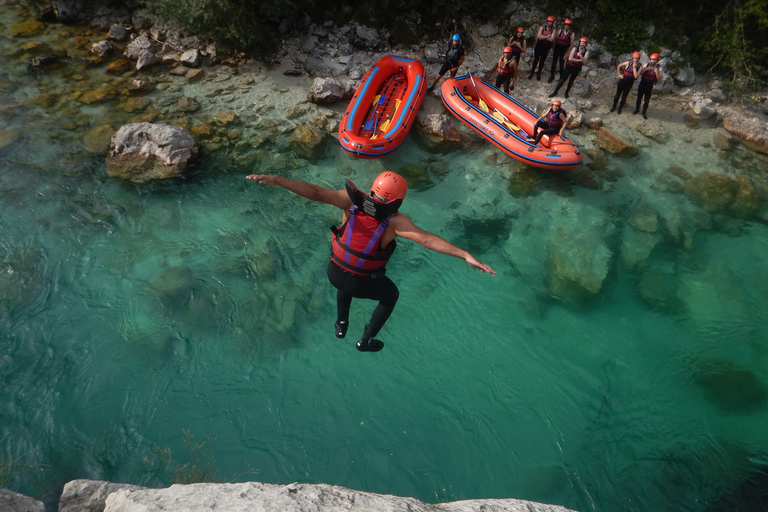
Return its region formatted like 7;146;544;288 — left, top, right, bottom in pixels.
479;99;489;112
371;95;381;106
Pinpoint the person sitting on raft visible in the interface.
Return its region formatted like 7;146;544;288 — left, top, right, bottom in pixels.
245;171;495;353
527;99;568;148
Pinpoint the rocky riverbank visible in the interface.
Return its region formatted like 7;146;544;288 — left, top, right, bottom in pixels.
2;480;578;512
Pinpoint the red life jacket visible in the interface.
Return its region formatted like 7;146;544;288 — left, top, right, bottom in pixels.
497;56;515;76
330;180;400;276
641;65;659;83
568;47;587;67
546;108;566;128
622;62;640;79
555;28;573;47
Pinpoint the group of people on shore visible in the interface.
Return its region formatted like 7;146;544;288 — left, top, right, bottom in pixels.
429;17;665;121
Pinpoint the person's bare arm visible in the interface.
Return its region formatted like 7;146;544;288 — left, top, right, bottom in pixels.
246;174;352;210
391;214;495;275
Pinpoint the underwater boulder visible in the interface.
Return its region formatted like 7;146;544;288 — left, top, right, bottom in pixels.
595;127;638;157
693;360;767;413
683;172;736;212
547;224;613;304
288;124;327;162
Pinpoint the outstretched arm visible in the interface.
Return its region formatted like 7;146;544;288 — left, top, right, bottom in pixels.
391;214;495;275
246;174;352;210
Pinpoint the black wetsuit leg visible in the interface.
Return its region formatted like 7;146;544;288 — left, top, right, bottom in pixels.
495;73;512;94
327;261;399;339
530;42;550;77
636;80;654;114
550;45;567;79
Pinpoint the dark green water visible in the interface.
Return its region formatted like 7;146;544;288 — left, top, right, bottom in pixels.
3;4;768;512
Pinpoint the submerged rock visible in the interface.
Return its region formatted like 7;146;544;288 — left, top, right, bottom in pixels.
683;172;736;212
288;124;327;161
692;360;767;413
106;123;199;182
547;225;613;304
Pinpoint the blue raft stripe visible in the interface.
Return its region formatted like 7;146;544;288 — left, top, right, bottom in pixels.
444;85;581;168
346;67;380;132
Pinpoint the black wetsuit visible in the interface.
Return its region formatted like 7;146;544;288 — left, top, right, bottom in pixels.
550;28;573;80
327;261;399;341
529;24;554;78
612;63;640;112
635;65;660;115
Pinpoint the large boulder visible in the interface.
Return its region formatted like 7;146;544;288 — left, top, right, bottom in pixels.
59;480;144;512
547;225;613;303
307;77;355;105
100;481;577;512
415;113;463;151
106;123;199;182
682;172;736;212
595;127;638;157
288;124;327;161
722;114;768;155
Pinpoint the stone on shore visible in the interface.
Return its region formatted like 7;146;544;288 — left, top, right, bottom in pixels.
95;481;577;512
106;123;199;182
722;114;768;155
307;77;355;104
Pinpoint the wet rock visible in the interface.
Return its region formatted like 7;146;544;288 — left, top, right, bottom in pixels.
547;225;613;304
637;269;682;311
178;97;199;112
683;172;736;212
636;120;669;143
82;125;115;154
106;58;131;74
507;167;541;197
620;226;662;269
118;97;150;113
683;113;699;128
0;488;45;512
713;129;732;150
415;112;463;151
126;78;153;93
729;176;760;219
288;124;327;161
90;40;112;57
10;19;45;37
27;54;60;70
0;130;22;150
667;164;691;180
214;111;237;125
107;24;130;41
30;92;57;108
307;77;355;105
54;1;82;24
628;204;659;232
186;69;205;82
722;114;768;155
584;148;606;170
106;123;199;182
693;361;767;413
169;65;187;76
77;87;116;104
595;127;638;157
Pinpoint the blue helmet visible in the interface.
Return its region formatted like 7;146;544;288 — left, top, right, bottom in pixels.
452;34;461;41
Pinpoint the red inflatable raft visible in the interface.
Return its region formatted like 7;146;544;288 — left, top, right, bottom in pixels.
440;75;582;171
339;55;427;158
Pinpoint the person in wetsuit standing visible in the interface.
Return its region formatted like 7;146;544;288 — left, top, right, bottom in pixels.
246;171;495;352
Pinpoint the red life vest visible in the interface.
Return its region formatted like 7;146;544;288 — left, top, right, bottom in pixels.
541;24;554;37
546;108;566;128
555;28;573;47
330;180;400;276
641;65;659;83
497;56;515;76
568;47;587;67
622;62;640;79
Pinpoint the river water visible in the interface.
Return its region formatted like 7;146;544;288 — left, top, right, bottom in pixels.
2;4;768;512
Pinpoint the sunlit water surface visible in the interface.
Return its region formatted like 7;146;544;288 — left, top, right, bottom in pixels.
2;6;768;512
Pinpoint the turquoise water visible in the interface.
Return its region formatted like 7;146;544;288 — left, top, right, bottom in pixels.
3;5;768;512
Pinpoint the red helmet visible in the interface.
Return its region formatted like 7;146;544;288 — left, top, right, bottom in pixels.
516;27;524;33
579;36;588;44
632;52;641;59
503;46;513;54
564;18;572;25
552;100;562;108
546;15;555;22
650;53;660;60
371;171;407;201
